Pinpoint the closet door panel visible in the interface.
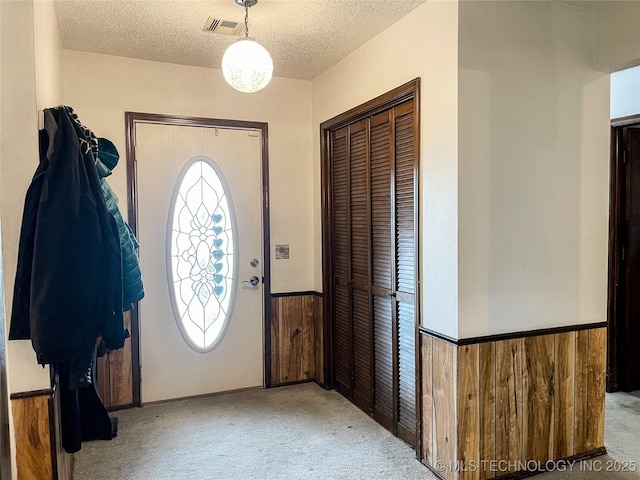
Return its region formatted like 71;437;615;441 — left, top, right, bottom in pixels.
395;106;417;297
394;103;417;444
331;128;352;398
397;301;417;440
349;120;372;411
352;289;372;410
332;129;349;282
334;284;352;397
349;121;369;288
373;295;394;429
370;113;392;291
370;111;394;426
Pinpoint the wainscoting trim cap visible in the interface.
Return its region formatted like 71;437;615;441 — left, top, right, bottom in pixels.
419;321;608;346
611;114;640;127
270;291;323;298
10;388;53;400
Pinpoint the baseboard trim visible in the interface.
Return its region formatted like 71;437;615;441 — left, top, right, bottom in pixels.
313;379;329;390
268;379;314;388
420;448;607;480
141;385;261;407
106;403;134;412
493;447;608;480
270;291;322;298
420;459;446;480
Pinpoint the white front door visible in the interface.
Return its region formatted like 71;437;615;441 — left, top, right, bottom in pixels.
136;123;263;403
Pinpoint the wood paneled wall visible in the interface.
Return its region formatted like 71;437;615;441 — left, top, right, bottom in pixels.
97;311;133;410
420;326;607;480
11;389;73;480
270;293;324;386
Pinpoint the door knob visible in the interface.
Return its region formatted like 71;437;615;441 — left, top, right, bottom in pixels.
243;275;260;287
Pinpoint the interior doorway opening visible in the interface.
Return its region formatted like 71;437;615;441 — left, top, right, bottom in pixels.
608;115;640;393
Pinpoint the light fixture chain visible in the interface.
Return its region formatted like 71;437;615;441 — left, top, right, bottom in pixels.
244;3;249;38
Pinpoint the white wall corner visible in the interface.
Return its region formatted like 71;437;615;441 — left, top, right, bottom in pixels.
457;1;610;338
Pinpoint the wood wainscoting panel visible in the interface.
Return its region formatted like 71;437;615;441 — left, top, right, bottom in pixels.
108;311;133;407
96;352;111;407
13;394;53;480
420;323;607;480
420;334;433;464
554;331;575;459
96;311;133;410
458;344;480;480
302;295;316;380
495;339;523;474
432;338;458;480
522;334;555;463
278;295;303;383
574;330;589;453
479;342;496;480
586;327;606;450
11;388;72;480
270;293;324;386
314;294;325;386
270;296;281;385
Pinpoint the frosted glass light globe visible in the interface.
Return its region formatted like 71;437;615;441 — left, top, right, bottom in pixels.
222;38;273;93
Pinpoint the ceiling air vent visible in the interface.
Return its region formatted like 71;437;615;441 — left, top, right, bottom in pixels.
202;16;244;36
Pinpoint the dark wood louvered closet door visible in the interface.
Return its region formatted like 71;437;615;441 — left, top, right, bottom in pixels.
349;120;373;411
331;127;351;398
394;102;417;444
370;111;394;431
328;96;418;448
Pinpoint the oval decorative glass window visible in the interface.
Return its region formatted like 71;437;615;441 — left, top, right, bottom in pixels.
167;157;237;352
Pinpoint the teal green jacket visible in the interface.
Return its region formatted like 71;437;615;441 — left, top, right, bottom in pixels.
96;152;145;311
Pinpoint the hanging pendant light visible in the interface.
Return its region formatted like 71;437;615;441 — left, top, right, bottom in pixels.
222;0;273;93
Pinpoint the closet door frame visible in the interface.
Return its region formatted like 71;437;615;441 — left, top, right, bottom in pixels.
320;78;420;448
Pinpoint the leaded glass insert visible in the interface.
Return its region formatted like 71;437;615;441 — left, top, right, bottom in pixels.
168;158;236;351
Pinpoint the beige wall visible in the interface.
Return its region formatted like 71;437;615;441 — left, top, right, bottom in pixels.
458;1;610;337
62;50;315;294
596;0;640;72
1;1;62;475
1;0;52;396
34;0;63;113
311;0;460;338
312;0;611;339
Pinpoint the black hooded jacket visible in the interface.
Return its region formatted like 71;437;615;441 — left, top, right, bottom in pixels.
9;107;125;376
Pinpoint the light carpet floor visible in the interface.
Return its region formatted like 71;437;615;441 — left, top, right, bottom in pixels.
75;384;432;480
75;384;640;480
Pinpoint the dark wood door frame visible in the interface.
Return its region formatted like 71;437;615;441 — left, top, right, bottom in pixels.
125;112;272;406
607;113;640;392
320;78;421;448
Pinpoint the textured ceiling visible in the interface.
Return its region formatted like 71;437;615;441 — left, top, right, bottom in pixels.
54;0;425;80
